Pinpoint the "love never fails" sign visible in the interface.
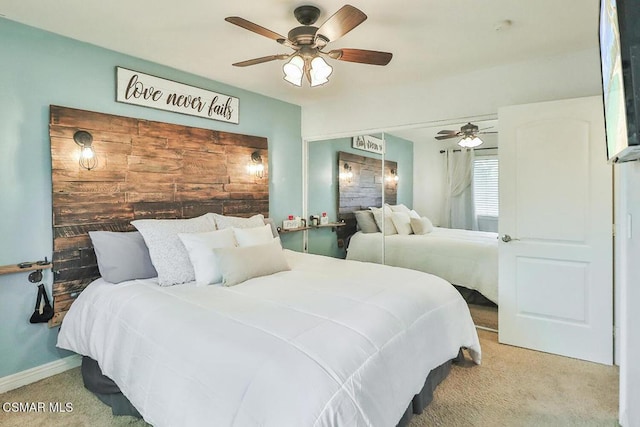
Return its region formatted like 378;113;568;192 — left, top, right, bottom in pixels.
116;67;239;124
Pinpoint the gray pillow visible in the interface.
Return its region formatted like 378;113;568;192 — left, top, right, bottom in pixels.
88;231;157;284
263;217;279;238
354;210;379;233
213;241;290;287
131;214;216;286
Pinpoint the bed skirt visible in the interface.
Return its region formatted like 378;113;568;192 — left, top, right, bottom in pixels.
81;349;464;425
81;357;140;418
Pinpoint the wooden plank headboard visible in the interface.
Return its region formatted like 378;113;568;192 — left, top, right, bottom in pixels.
49;105;269;326
336;151;397;244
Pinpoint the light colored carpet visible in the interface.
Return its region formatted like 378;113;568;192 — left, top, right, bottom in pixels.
0;330;618;426
410;330;619;427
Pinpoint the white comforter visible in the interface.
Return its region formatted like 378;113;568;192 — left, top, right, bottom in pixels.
346;228;499;304
58;250;480;427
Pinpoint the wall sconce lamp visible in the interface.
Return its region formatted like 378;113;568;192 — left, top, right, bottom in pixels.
73;130;98;170
248;151;264;179
339;163;353;182
386;168;399;183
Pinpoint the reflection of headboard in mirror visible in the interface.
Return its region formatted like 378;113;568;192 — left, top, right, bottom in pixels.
49;105;268;326
337;151;397;246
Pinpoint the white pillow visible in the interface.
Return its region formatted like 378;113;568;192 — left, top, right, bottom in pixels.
131;214;216;286
178;228;238;286
390;212;413;235
233;224;275;247
410;216;434;235
370;206;397;235
210;213;265;230
389;203;411;214
213;241;291;287
409;209;421;219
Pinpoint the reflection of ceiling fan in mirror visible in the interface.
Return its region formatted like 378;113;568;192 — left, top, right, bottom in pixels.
225;5;393;87
435;122;497;148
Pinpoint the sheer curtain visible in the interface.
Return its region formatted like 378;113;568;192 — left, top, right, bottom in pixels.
442;148;478;230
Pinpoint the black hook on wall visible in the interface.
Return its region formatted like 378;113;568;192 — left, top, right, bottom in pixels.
27;257;48;283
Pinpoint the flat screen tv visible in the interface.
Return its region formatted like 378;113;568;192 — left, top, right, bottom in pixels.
599;0;640;163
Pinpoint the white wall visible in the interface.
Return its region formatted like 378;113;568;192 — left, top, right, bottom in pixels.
301;48;602;139
412;134;444;224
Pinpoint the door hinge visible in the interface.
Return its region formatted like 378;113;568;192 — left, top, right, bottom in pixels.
612;223;616;237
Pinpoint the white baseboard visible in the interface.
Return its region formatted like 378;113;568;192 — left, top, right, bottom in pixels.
0;354;82;394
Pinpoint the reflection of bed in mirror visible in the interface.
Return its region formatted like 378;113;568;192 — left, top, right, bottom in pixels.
345;227;498;304
333;148;498;304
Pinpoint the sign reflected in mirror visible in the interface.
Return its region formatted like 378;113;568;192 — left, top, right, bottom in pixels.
352;135;384;154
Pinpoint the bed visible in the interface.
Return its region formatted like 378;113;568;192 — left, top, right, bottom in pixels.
346;227;499;304
57;249;481;427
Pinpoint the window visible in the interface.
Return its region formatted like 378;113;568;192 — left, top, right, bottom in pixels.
473;156;499;217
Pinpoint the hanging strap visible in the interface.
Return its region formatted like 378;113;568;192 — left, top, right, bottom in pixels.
40;284;51;307
34;284;44;311
30;284;54;324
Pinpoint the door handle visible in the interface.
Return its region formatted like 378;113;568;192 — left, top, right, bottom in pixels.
501;234;519;243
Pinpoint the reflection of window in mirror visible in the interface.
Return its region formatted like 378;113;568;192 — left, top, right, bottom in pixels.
472;154;499;233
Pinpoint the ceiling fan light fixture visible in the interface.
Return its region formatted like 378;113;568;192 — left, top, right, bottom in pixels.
227;5;392;88
310;56;333;87
283;55;305;87
458;136;483;148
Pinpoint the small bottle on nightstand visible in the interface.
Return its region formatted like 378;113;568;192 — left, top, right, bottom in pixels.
320;212;329;225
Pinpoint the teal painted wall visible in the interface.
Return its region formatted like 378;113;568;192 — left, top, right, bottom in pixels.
0;19;302;378
307;134;414;258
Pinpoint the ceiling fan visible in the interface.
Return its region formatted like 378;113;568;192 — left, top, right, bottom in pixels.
225;5;393;87
435;122;497;148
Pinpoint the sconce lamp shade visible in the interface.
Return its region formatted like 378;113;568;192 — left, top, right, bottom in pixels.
248;151;265;178
339;163;353;182
386;168;399;183
73;130;98;170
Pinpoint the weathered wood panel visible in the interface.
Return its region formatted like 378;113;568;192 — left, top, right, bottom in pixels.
337;151;397;246
50;105;269;327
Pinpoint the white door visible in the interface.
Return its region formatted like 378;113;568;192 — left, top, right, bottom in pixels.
498;96;613;365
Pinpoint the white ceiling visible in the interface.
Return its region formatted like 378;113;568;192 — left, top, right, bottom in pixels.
1;1;599;108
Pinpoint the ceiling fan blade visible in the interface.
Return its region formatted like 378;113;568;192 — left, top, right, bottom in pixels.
327;48;392;66
316;5;367;44
437;130;459;135
435;134;461;140
232;54;289;67
225;17;286;41
478;131;499;135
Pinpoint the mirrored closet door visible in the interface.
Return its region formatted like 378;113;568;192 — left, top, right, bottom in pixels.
306;135;384;260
